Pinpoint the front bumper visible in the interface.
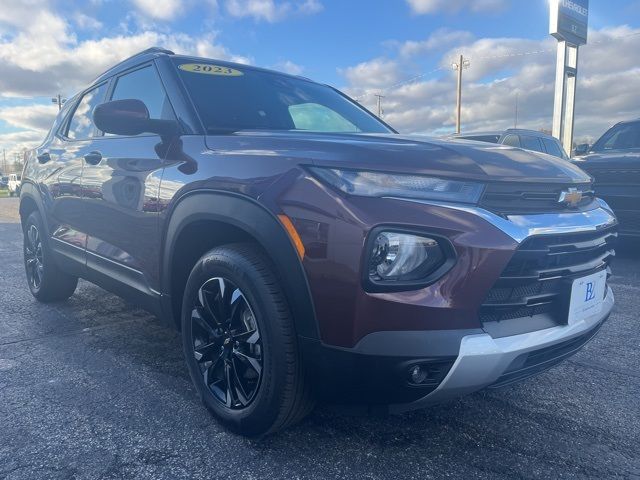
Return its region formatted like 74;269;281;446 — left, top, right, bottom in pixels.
390;286;614;413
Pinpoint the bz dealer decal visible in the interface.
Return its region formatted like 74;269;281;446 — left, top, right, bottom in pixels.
178;63;244;76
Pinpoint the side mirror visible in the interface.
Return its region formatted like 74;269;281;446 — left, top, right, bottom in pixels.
573;143;590;156
93;99;179;137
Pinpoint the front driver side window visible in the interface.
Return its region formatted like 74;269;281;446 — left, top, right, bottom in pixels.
108;65;175;134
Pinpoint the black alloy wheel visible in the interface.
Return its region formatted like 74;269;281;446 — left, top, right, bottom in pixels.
181;244;314;436
24;223;44;290
190;277;263;409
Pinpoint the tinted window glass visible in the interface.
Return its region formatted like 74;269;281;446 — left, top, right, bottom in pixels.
289;103;358;132
520;135;544;152
174;60;391;134
111;65;175;122
457;135;500;143
67;83;109;140
542;138;565;158
502;134;520;147
593;123;640;151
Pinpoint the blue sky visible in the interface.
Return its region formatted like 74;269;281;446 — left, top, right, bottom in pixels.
0;0;639;164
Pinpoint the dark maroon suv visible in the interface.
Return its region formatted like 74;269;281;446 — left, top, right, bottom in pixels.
20;48;616;436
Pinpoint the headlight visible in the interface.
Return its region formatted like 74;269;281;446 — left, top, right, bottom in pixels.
309;167;484;204
366;230;455;291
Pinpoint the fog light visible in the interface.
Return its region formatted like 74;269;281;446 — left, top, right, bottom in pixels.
409;365;428;384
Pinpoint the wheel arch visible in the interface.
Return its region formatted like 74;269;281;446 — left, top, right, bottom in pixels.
160;191;319;340
18;182;44;227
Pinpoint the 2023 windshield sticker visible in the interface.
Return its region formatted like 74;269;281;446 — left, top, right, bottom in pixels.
178;63;244;76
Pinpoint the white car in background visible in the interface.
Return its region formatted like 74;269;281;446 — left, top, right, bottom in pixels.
8;174;21;197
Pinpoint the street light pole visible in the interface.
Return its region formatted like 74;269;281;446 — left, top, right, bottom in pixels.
51;94;66;111
374;94;385;118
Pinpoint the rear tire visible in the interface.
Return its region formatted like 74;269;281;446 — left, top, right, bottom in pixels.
23;211;78;302
181;244;314;437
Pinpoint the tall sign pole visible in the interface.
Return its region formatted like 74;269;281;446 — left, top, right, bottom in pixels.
550;0;589;156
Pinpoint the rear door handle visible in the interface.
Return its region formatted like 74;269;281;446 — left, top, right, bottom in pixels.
37;152;50;163
84;151;103;165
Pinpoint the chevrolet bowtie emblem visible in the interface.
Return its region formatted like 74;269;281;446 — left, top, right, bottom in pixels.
558;187;583;207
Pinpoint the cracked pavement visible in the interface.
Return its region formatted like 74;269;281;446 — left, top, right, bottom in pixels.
0;197;639;479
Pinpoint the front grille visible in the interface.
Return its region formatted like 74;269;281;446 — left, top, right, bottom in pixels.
488;320;603;388
480;226;617;328
581;167;640;186
480;182;596;215
615;210;640;235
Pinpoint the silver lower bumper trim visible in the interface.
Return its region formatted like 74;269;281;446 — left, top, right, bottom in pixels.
390;287;614;414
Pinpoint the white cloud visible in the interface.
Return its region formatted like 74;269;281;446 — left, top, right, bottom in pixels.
406;0;508;15
0;104;57;132
0;12;249;97
273;60;304;75
342;27;640;141
341;58;401;90
73;12;104;31
131;0;185;20
398;29;475;57
225;0;322;22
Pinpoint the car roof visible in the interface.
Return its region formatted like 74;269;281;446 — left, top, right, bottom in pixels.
91;47;314;86
453;129;558;140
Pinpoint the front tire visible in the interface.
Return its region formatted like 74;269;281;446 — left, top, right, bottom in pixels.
181;244;314;437
23;211;78;302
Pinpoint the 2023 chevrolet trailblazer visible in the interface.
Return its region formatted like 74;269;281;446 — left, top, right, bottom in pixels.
20;48;616;436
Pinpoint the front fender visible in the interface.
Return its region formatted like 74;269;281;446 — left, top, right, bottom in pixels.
160;190;319;340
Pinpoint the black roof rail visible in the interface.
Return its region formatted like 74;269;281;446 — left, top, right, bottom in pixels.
130;47;175;57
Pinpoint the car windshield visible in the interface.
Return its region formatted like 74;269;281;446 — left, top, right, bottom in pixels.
592;122;640;152
173;59;392;135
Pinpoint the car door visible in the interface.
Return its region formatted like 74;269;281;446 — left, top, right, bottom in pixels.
80;63;175;309
40;83;110;276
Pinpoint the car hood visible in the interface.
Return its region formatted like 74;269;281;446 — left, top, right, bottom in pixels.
573;148;640;165
211;131;590;184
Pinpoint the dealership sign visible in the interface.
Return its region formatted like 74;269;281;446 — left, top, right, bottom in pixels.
550;0;589;45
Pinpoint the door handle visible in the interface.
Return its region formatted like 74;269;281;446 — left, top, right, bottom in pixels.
84;151;103;165
36;152;50;163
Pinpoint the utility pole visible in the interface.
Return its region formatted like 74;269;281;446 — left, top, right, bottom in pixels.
2;149;6;174
51;94;66;111
515;92;519;128
451;55;470;134
374;94;385;118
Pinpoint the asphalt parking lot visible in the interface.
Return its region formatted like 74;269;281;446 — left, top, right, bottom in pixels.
0;196;638;480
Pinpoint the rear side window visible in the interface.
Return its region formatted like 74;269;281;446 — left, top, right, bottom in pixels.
110;65;175;125
520;135;544;153
542;138;565;158
66;83;109;140
502;134;520;147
